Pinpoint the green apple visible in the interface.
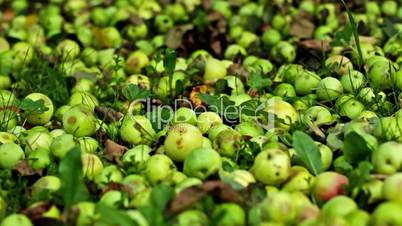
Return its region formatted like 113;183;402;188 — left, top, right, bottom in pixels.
145;154;176;184
100;190;126;208
75;202;96;226
94;165;123;188
261;191;296;223
344;210;370;226
374;116;402;141
177;210;209;226
321;196;357;217
316;142;333;171
27;148;50;170
203;58;227;83
31;175;61;196
294;70;321;95
271;41;296;63
0;109;18;131
316;77;343;101
340;70;365;93
219;169;256;188
303;106;333;126
362;179;384;204
175;177;202;193
264;98;299;129
212;203;245;226
213;129;241;157
282;166;314;194
382;173;402;202
367;60;396;90
325;55;353;75
125;50;149;74
0;132;17;144
56;39;80;61
122;145;151;170
81;153;103;180
0;143;25;169
164;123;203;161
62;104;97;137
201;137;212;148
170;171;187;185
311;171;349;203
251;148;291;186
24;93;54;125
208;124;231;141
273;83;297;98
371;202;402;226
0;214;33;226
120;115;156;145
68;91;98;112
197;112;223;134
172;107;197;125
22;129;52;153
50;134;77;158
337;96;365;120
77;137;99;154
121;174;149;196
372;141;402;174
183;147;221;180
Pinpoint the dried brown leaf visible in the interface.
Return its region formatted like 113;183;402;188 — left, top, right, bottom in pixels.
13;160;42;176
23;202;52;220
169;180;242;214
104;139;128;162
95;106;123;122
289;16;315;39
299;39;331;51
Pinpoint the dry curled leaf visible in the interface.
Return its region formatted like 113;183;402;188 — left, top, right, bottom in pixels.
95;106;123;122
169;180;242;213
299;39;331;52
289;16;315;39
23;202;52;220
13;160;43;176
104;139;128;162
101;182;134;197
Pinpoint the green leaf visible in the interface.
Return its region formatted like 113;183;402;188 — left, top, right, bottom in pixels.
198;94;238;120
382;18;399;38
150;183;174;211
193;11;209;31
343;131;376;166
95;203;138;226
248;206;262;226
19;98;49;114
122;84;151;101
330;23;353;47
138;205;165;226
58;147;90;210
214;79;229;94
164;48;176;76
247;72;272;91
349;161;373;190
292;131;323;176
340;0;363;66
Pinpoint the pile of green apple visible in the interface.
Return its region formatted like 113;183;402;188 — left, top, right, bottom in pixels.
2;0;402;226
